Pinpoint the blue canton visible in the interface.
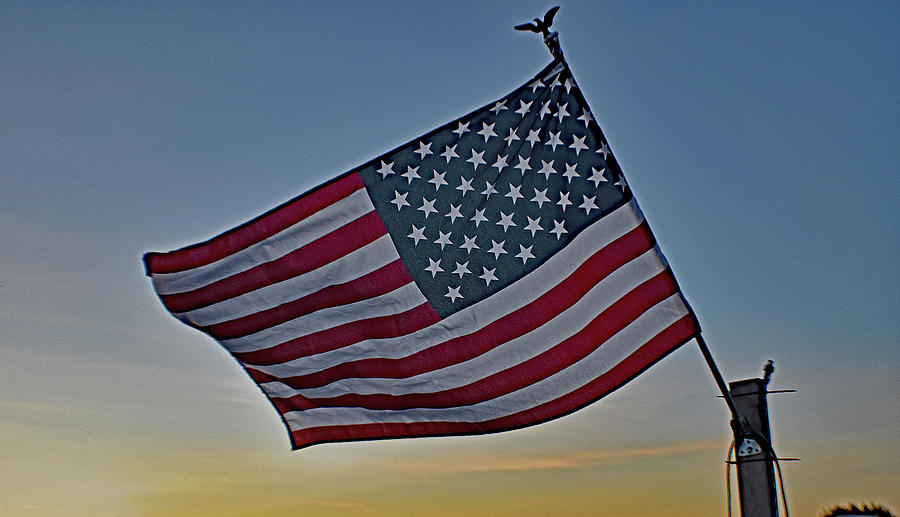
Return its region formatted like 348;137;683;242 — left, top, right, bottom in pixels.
359;62;631;317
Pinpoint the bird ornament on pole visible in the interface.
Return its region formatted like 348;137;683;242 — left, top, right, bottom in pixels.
515;6;563;59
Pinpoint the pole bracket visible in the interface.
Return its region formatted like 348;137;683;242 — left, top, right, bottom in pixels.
737;438;764;457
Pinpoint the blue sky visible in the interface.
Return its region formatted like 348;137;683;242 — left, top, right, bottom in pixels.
1;2;897;516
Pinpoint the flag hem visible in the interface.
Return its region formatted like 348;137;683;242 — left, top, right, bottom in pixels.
287;329;699;450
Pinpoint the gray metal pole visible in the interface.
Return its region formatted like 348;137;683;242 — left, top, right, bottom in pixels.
695;335;746;432
730;377;779;517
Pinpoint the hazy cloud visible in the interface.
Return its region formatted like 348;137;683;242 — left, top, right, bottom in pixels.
383;439;723;474
308;498;371;511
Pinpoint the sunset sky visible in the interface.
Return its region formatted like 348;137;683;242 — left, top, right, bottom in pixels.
1;2;897;516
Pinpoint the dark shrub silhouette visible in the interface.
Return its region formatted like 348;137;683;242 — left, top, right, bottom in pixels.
821;502;896;517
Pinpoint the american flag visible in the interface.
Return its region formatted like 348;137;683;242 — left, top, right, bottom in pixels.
144;59;700;449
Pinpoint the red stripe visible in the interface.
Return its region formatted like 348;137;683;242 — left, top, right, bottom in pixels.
234;302;441;366
146;173;365;274
203;260;413;340
270;270;678;412
159;211;387;313
288;315;698;448
483;314;698;430
251;222;656;388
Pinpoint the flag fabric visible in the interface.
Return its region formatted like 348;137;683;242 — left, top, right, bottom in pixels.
144;58;700;449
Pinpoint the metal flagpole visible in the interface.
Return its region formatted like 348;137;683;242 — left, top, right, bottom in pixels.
696;334;748;434
700;338;787;517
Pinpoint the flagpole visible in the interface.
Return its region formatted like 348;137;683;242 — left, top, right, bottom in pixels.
695;334;749;436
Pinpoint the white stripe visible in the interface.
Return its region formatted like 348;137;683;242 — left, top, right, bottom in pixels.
219;282;425;354
542;62;566;81
250;199;645;377
175;235;400;327
152;189;373;295
260;248;667;399
281;294;691;430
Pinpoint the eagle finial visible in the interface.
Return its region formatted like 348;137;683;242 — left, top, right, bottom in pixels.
514;6;560;37
514;7;563;59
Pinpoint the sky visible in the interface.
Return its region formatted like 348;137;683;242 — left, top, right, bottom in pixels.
1;1;898;516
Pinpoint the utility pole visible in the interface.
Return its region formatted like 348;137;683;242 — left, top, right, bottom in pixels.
730;361;779;517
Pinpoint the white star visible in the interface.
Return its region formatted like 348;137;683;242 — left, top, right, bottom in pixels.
515;100;533;116
578;109;593;126
402;165;421;184
492;153;509;172
487;239;508;259
490;100;508;114
531;187;550;208
446;203;463;223
598;141;610;159
445;285;463;303
562;162;579;183
524;216;543;237
515;244;535;264
377;160;395;179
525;129;542;146
528;79;543;92
549;74;562;89
504;127;520;146
539;100;552;119
428;170;448;190
452;121;470;137
452;261;471;278
550;219;568;240
547;130;564;151
418;197;438;218
588;167;608;188
513;155;532;174
425;258;443;277
505;183;523;203
479;266;498;286
441;144;459;162
434;230;453;250
579;194;599;215
390;190;409;210
555;102;569;123
496;211;517;232
537;159;558;180
459;234;480;254
477;122;497;142
569;134;589;155
456;176;474;194
563;77;575;93
408;225;426;245
481;180;497;199
466;149;486;169
472;208;488;227
615;174;628;191
557;190;573;210
414;141;433;159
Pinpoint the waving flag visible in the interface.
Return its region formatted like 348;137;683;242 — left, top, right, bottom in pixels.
144;59;700;449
